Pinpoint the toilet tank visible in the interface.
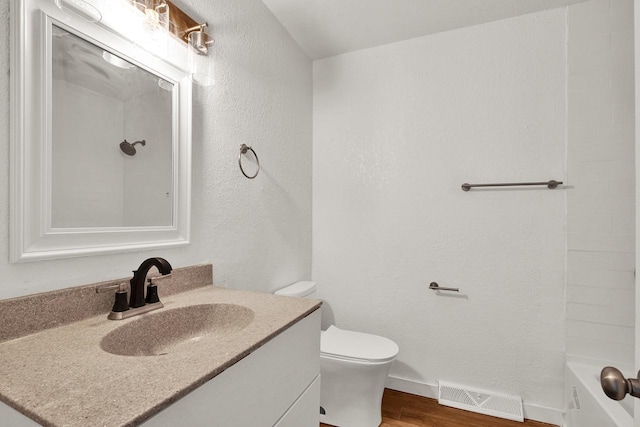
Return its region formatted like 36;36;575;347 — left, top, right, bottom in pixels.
274;281;317;298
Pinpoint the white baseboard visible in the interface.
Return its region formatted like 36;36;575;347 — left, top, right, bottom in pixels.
385;375;564;426
522;402;564;426
386;375;438;399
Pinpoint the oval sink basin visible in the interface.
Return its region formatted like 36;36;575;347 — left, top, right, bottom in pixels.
100;303;255;357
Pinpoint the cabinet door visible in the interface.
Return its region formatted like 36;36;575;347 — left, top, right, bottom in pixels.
274;375;321;427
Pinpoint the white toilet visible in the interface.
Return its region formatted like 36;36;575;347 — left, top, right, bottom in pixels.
275;281;399;427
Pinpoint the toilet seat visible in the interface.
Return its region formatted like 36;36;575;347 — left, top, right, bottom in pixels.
321;325;399;363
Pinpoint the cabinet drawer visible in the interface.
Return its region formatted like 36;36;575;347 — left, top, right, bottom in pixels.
274;374;321;427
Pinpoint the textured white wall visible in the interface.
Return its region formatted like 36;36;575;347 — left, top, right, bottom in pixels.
565;0;636;365
313;9;567;420
0;0;312;298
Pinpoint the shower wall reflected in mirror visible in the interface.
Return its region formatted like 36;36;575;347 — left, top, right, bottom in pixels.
51;26;173;228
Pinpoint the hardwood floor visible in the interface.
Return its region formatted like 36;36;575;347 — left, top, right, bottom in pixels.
320;389;557;427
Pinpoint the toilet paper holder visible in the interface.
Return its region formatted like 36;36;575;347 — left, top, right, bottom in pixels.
429;282;459;292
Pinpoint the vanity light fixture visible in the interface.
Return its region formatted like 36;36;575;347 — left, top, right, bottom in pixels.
185;23;214;55
185;22;215;85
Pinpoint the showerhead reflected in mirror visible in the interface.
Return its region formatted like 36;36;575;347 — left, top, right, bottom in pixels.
120;139;146;156
51;26;174;228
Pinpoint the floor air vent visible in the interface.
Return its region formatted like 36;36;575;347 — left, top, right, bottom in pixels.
438;381;524;422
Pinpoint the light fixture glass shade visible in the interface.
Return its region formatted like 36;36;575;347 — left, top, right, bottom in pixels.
188;30;213;55
131;0;171;56
154;1;170;31
188;43;215;86
132;0;169;31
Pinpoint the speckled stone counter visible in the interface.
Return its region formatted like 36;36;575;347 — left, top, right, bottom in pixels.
0;267;320;427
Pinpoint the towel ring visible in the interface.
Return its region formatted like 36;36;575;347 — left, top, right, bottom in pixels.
238;144;260;179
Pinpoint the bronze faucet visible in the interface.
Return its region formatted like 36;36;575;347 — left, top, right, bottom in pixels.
129;257;172;308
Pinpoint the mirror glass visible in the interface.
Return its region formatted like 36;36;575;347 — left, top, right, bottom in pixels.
51;26;173;228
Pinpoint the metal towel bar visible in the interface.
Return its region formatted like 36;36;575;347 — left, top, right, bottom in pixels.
461;180;562;191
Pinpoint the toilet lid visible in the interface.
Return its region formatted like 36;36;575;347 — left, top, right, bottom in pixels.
321;325;399;363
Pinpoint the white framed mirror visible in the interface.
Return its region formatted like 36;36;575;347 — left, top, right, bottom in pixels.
11;0;192;262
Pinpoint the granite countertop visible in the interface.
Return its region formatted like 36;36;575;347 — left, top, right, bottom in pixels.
0;285;321;427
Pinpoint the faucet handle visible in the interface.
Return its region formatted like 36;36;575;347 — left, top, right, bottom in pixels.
145;278;161;304
96;283;129;313
96;283;127;293
149;274;172;284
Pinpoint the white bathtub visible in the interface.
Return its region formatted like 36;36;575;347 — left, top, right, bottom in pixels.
565;362;633;427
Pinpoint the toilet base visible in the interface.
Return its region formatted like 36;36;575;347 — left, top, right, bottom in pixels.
319;355;394;427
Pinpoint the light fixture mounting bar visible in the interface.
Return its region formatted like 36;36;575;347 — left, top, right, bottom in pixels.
165;0;200;43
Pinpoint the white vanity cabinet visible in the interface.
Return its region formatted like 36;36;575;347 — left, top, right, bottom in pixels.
142;309;321;427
